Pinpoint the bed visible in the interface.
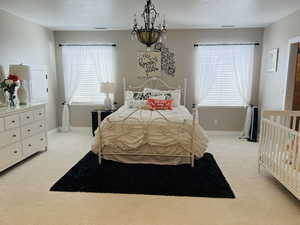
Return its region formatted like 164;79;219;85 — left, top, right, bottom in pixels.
92;77;208;167
259;110;300;200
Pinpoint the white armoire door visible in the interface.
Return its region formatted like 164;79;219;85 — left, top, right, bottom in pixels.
29;66;48;104
9;64;48;104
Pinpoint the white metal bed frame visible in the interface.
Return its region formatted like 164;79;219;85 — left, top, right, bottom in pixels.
258;110;300;200
98;77;198;167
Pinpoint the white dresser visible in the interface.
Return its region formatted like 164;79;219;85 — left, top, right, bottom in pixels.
0;104;47;172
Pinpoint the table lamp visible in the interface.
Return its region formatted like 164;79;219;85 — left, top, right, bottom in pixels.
100;82;115;110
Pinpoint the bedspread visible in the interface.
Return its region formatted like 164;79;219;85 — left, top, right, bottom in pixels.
92;105;208;158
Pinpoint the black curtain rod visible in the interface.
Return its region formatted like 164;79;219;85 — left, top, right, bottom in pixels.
194;43;260;47
59;43;117;47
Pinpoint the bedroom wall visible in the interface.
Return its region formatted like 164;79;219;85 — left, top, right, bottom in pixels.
55;28;263;130
259;9;300;112
0;9;58;130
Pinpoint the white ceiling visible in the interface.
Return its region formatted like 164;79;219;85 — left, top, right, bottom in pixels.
1;0;300;30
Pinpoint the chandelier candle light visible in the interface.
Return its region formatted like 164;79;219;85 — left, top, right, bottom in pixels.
131;0;167;48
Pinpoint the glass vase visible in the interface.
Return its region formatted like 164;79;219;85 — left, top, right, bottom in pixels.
8;92;15;108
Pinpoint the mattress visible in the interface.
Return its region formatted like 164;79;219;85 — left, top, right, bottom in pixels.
92;105;208;165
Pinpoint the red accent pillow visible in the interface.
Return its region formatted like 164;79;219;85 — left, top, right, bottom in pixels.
147;98;173;110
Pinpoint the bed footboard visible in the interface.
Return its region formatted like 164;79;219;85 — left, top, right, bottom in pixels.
97;104;199;167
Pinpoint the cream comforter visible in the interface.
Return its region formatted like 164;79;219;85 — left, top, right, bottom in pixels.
92;105;208;160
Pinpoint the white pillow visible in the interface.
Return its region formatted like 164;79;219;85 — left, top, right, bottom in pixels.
125;91;150;108
144;88;181;107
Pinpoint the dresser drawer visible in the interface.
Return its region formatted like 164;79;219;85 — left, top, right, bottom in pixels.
20;111;34;125
21;120;46;139
23;133;46;157
35;120;46;133
34;108;45;120
0;117;4;132
0;143;22;171
21;123;35;139
5;114;20;129
0;128;21;148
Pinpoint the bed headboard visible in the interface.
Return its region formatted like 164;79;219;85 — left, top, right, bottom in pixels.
123;77;187;106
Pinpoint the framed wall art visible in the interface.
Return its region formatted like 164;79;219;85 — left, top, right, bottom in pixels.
266;48;279;72
137;51;161;78
154;42;176;76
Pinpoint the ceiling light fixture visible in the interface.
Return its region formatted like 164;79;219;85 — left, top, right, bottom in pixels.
221;25;235;28
94;27;108;30
131;0;167;48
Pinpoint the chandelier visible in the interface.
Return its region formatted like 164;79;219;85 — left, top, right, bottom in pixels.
131;0;167;48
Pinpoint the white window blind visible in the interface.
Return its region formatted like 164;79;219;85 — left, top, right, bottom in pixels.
71;64;106;104
196;45;254;107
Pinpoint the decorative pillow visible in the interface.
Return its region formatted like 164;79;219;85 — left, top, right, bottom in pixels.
147;98;173;110
125;91;151;108
144;88;181;107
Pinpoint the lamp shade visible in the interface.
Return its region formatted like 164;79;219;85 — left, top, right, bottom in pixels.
100;82;115;93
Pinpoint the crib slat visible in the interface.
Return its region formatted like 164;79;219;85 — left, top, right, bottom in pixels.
268;122;274;170
296;136;300;192
278;126;285;180
265;122;271;170
280;122;289;182
290;134;296;188
262;121;268;169
292;116;296;130
271;123;277;173
289;117;296;186
275;125;282;177
284;128;291;184
258;121;264;169
292;136;296;189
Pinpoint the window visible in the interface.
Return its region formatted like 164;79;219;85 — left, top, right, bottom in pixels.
195;44;255;107
62;45;115;105
71;64;106;104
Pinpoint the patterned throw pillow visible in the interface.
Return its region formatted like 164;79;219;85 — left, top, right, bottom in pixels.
144;88;181;107
125;91;151;108
147;98;173;110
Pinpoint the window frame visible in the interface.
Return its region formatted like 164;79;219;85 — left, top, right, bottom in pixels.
196;44;254;107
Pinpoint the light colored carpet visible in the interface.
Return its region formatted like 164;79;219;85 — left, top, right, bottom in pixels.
0;129;300;225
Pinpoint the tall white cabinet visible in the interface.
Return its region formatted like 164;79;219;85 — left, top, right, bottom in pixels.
0;104;47;172
9;64;48;104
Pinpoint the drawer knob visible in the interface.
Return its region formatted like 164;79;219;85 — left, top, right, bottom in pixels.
12;120;15;123
28;144;32;147
40;138;44;141
12;134;17;137
27;129;31;132
39;113;42;116
13;150;18;154
26;116;30;119
40;125;43;128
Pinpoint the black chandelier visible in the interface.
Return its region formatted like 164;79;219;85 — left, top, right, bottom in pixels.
131;0;167;48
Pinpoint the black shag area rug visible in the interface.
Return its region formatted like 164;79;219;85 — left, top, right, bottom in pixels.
50;151;235;198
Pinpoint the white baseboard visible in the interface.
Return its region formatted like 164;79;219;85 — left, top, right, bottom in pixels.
48;128;58;135
70;126;90;131
206;130;242;135
57;126;90;132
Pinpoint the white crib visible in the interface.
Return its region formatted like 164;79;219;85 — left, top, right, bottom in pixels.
259;111;300;200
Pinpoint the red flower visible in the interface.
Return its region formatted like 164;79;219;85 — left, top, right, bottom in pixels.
8;74;19;82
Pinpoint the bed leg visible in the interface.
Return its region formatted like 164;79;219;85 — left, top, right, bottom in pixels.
98;153;102;165
191;154;194;167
